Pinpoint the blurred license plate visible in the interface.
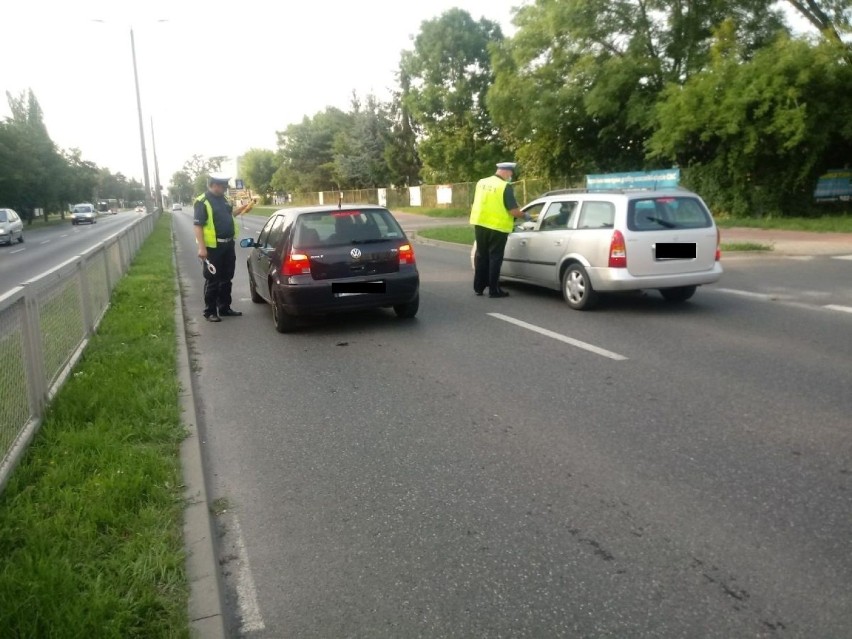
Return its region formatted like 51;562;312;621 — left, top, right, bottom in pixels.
656;243;696;259
333;281;386;297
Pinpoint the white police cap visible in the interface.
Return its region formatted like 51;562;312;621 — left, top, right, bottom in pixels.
496;162;517;171
208;172;231;185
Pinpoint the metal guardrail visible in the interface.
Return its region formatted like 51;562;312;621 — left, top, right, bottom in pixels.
0;212;159;493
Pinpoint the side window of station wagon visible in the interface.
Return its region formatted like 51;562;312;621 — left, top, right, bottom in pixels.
577;201;615;229
539;201;578;231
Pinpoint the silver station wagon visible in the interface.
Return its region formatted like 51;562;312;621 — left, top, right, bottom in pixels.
472;188;723;309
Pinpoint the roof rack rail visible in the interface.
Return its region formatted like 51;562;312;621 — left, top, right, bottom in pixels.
542;188;588;196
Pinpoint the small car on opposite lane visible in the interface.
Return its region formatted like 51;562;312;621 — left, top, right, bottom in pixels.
70;203;97;225
0;208;24;245
240;205;420;332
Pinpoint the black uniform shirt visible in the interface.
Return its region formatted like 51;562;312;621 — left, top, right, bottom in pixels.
503;183;519;210
193;191;234;238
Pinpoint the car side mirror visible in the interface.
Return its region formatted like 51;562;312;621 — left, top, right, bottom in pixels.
239;238;256;248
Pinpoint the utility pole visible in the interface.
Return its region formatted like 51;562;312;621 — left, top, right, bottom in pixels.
151;116;163;210
130;27;152;211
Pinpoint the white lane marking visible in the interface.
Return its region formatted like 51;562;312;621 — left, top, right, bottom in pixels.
713;287;791;301
60;234;69;238
824;304;852;314
831;255;852;261
488;312;628;361
230;515;265;633
40;240;51;245
10;248;25;254
785;255;814;261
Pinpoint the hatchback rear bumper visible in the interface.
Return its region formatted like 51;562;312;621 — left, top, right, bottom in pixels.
276;271;419;316
589;262;723;291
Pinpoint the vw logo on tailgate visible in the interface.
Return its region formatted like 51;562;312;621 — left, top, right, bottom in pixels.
350;248;362;259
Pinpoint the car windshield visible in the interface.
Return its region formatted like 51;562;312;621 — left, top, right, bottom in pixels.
0;210;7;223
627;196;712;231
73;205;93;213
293;209;404;248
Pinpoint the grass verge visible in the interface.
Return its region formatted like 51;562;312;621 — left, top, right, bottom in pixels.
397;206;468;218
418;226;475;245
721;242;773;252
0;213;189;638
717;215;852;233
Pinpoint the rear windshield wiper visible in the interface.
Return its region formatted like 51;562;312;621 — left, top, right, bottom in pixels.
351;238;391;244
646;216;677;228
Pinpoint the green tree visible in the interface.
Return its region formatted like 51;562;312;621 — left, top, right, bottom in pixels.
400;8;506;182
487;0;786;180
385;68;422;187
648;29;852;216
182;154;227;196
1;89;67;220
274;108;349;192
168;170;194;204
332;93;393;189
240;148;279;203
786;1;851;42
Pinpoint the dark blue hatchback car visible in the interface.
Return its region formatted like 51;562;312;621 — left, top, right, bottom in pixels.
240;205;420;332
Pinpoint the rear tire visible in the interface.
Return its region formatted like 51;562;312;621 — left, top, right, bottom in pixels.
248;270;264;303
18;234;24;243
394;293;419;319
562;264;598;310
272;291;297;333
659;285;697;303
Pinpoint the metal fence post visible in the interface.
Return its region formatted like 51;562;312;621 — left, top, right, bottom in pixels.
78;259;94;337
21;294;47;421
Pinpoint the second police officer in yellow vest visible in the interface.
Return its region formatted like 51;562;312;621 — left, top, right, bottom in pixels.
193;173;252;322
469;162;528;297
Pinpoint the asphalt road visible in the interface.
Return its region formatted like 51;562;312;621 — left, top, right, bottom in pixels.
173;210;852;638
0;210;145;295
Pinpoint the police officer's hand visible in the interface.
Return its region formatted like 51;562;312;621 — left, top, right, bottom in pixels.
198;246;208;260
523;211;532;222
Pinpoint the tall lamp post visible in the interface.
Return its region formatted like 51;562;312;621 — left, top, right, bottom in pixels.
129;27;152;211
93;20;166;211
151;117;163;210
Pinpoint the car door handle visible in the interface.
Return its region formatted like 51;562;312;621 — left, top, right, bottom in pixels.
554;240;562;246
520;239;527;246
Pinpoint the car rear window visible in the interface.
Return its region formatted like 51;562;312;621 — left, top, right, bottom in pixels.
293;209;404;248
628;196;712;231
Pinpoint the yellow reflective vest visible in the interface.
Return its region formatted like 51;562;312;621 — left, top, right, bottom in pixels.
469;175;513;233
195;194;237;248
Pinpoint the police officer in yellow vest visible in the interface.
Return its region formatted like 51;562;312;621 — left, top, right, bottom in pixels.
470;162;526;297
193;173;251;322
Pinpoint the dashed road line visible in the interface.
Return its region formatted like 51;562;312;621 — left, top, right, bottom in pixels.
488;312;628;361
10;248;25;254
712;287;792;301
831;255;852;261
229;515;265;633
824;304;852;315
39;240;51;245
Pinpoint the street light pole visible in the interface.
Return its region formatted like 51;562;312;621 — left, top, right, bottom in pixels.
130;27;152;211
151;116;163;210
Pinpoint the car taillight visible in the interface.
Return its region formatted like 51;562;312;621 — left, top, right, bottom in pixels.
715;227;721;261
282;252;311;276
608;230;627;268
398;243;415;265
